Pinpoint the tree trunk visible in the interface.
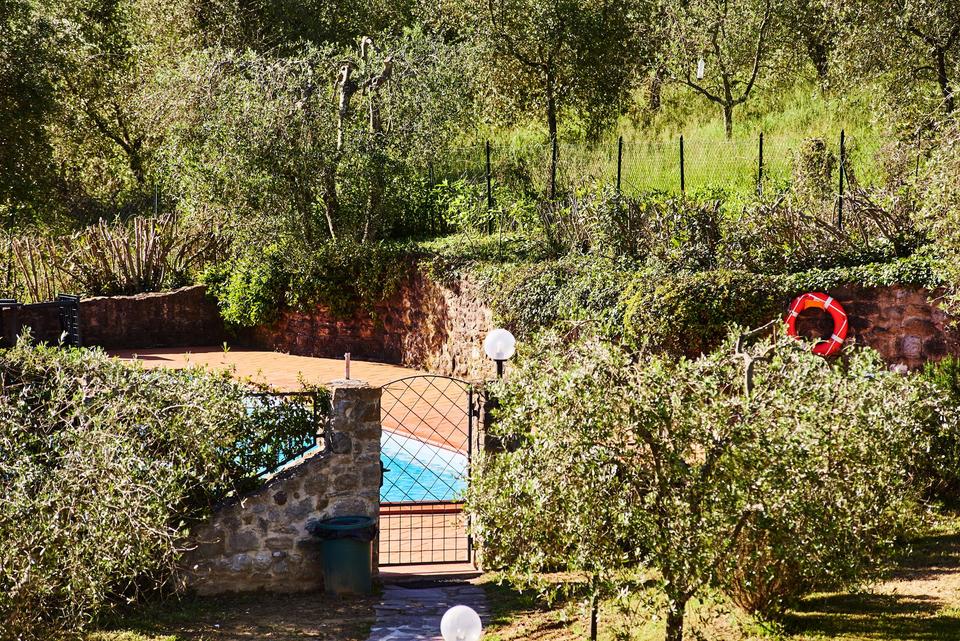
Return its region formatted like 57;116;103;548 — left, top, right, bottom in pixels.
649;67;663;112
723;103;734;138
546;71;558;200
936;49;955;113
320;165;338;241
806;40;830;89
665;598;687;641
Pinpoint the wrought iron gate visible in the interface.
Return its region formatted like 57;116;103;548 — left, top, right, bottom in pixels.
379;375;477;566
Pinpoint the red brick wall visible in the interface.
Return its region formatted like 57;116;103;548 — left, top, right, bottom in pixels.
3;286;226;349
8;277;954;374
248;280;958;373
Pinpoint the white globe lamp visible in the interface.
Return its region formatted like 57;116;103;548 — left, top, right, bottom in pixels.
441;605;483;641
483;328;516;379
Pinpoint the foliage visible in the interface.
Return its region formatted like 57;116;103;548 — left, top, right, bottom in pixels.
454;0;650;145
663;0;776;137
620;254;941;356
192;0;417;51
0;0;59;227
918;356;960;503
0;214;220;302
918;118;960;310
201;246;289;327
488;254;635;339
0;340;320;639
203;240;409;326
285;240;409;317
469;330;925;640
243;386;331;475
159;30;474;247
621;270;784;356
843;0;960;121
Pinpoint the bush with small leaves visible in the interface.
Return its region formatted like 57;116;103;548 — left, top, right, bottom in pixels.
0;340;321;639
469;330;927;640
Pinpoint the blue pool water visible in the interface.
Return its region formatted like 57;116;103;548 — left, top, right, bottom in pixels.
380;431;467;503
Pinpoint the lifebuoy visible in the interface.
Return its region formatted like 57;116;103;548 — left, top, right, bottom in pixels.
785;292;848;357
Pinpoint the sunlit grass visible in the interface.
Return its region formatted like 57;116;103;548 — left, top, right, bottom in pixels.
454;81;895;201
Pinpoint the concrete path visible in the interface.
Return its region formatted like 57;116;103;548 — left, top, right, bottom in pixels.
368;583;489;641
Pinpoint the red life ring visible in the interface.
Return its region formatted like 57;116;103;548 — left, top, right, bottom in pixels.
785;292;848;357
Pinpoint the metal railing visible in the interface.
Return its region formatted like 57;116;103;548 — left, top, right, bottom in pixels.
244;391;326;477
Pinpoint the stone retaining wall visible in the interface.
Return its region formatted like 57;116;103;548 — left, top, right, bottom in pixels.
792;285;958;369
245;270;495;379
1;286;226;349
244;276;958;373
9;274;956;373
82;286;226;349
183;380;381;594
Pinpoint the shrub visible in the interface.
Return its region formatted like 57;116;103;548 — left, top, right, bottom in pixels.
0;341;308;639
621;269;785;356
917;356;960;503
721;341;928;619
469;330;926;640
620;254;943;357
918;117;960;310
287;240;409;317
203;239;410;326
488;254;635;339
2;214;221;302
201;245;289;327
159;32;475;247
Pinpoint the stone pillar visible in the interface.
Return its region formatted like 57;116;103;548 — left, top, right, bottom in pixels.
183;379;381;594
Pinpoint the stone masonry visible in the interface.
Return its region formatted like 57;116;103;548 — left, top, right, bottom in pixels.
246;269;495;380
792;285;958;369
1;285;226;349
183;380;381;594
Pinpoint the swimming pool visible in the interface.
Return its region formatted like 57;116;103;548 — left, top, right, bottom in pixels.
380;431;467;503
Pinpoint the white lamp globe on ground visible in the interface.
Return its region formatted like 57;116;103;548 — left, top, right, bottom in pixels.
440;605;483;641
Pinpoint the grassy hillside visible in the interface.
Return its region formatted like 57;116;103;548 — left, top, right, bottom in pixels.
459;82;896;200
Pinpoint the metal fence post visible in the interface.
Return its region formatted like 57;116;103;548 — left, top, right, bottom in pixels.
486;141;493;235
679;135;685;193
550;137;558;200
838;129;845;231
757;132;764;198
616;136;623;193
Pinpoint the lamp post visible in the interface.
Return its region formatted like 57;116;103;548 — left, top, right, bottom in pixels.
483;328;516;379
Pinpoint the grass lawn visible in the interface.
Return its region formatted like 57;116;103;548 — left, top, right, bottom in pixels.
478;514;960;640
87;591;378;641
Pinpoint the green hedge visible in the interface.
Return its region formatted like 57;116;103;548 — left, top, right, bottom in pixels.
622;252;944;356
202;240;411;326
472;251;945;357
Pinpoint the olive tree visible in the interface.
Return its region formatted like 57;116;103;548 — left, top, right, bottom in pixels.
469;330;925;641
844;0;960;116
664;0;775;137
0;340;320;639
458;0;648;195
774;0;844;88
158;30;474;246
0;0;59;226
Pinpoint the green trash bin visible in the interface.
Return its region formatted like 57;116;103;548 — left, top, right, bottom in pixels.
306;516;377;595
